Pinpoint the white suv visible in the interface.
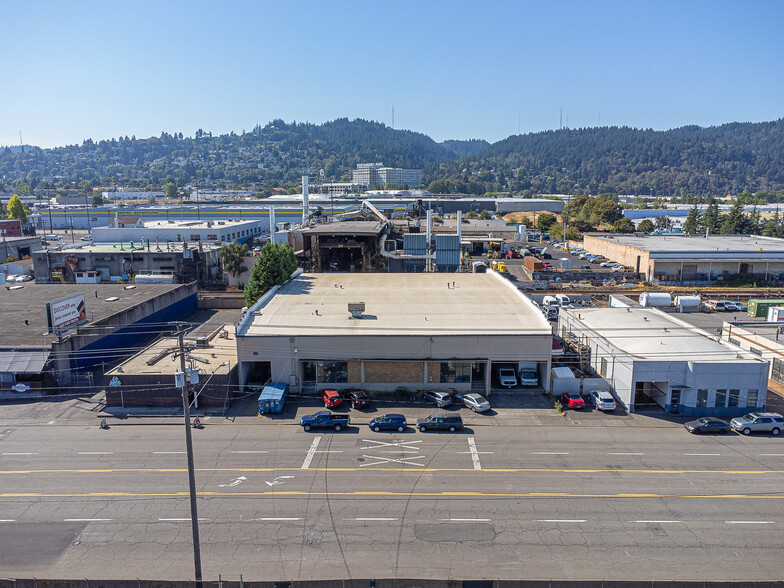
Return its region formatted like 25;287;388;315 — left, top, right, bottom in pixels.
589;390;616;412
497;368;517;388
730;412;784;436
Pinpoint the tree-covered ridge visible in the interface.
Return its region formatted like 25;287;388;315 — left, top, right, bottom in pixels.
458;120;784;196
2;118;783;197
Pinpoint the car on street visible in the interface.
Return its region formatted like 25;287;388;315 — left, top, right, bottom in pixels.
560;391;585;409
368;414;407;432
580;264;591;270
455;392;490;412
80;235;92;241
731;302;748;312
684;417;731;434
423;390;453;407
417;414;464;432
497;368;517;388
300;411;350;431
588;390;617;411
320;388;343;408
730;412;784;435
342;388;371;408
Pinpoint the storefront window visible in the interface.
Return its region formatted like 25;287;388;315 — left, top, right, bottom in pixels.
440;361;471;383
322;361;348;383
747;389;759;407
728;389;740;407
697;389;708;407
715;389;727;407
302;362;317;383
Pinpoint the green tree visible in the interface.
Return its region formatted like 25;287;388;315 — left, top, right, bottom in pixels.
719;199;746;234
682;204;700;234
701;202;720;234
92;193;105;207
220;242;248;277
537;213;557;232
244;242;297;306
611;218;636;233
164;181;178;199
7;194;27;224
637;219;655;233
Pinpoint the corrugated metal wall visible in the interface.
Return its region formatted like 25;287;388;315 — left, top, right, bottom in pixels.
435;234;460;272
403;234;427;273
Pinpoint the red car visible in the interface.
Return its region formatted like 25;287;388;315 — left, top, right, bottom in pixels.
560;391;585;409
320;389;343;408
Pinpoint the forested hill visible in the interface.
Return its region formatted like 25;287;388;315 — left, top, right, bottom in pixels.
1;118;783;196
453;120;784;196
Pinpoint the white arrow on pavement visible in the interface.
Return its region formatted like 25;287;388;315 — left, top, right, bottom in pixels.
265;475;295;487
218;476;248;488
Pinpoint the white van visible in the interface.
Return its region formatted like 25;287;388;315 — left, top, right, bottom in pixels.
555;294;572;306
542;295;559;307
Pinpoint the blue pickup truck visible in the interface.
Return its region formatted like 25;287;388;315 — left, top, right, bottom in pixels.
300;410;350;432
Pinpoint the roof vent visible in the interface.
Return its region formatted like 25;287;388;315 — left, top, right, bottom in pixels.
348;302;365;319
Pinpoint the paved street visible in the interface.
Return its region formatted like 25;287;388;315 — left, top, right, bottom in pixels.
1;399;784;583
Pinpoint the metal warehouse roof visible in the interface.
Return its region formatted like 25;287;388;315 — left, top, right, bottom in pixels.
240;272;550;337
562;307;765;363
592;234;784;259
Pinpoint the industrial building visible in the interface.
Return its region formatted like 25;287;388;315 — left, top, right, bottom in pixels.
582;234;784;284
352;163;422;188
720;320;784;397
0;282;197;391
92;216;263;244
236;271;553;396
0;235;42;261
33;241;224;286
104;316;238;408
558;307;769;415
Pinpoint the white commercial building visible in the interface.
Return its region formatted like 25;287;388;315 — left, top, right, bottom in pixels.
92;217;263;244
352;163;422;188
558;307;769;416
236;271;552;395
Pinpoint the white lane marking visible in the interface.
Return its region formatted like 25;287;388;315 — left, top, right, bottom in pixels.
758;454;784;456
230;450;268;454
361;439;422;450
301;437;321;469
64;518;113;522
158;518;208;521
0;519;17;522
314;450;343;453
359;454;425;467
442;518;491;522
2;452;38;456
153;451;186;454
218;476;248;488
254;517;302;521
467;436;482;470
683;453;720;456
634;520;682;524
353;517;398;521
265;475;295;487
536;519;586;523
47;421;55;425
78;452;114;455
608;452;645;455
531;452;569;455
726;520;774;524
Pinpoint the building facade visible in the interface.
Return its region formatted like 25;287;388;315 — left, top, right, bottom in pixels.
236;271;552;396
92;218;263;245
353;163;422;188
558;307;769;415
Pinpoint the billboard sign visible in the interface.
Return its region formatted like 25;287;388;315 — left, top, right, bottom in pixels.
46;293;87;333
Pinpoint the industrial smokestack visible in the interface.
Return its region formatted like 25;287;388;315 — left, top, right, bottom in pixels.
269;205;277;244
457;210;462;241
302;176;309;224
426;209;432;250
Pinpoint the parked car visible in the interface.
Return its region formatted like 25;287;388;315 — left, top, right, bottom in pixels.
497;368;517;388
730;412;784;435
560;391;585;409
684;417;731;434
455;392;490;412
300;411;350;432
703;299;727;312
423;390;453;407
368;414;407;432
342;388;371;409
588;390;617;411
580;264;591;270
320;388;343;408
417;414;464;432
80;235;92;241
732;302;748;312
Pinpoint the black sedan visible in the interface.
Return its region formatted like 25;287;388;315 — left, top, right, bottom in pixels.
684;417;731;434
342;388;371;409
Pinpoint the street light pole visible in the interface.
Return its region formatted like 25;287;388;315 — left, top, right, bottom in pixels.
177;325;203;585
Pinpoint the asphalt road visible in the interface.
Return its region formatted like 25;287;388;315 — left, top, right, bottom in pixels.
1;415;784;582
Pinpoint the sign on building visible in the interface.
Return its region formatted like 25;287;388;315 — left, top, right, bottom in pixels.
45;293;88;334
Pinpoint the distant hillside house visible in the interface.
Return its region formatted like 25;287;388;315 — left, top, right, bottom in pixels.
353;163;422;188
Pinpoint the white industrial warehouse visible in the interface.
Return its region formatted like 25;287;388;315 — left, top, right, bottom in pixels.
558;307;770;415
236;271;553;395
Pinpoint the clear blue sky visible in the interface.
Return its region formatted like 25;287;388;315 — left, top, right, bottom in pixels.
2;0;782;148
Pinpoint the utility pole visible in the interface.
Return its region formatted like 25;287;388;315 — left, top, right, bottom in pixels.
177;324;203;585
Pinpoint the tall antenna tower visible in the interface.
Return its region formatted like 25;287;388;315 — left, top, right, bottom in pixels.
19;131;23;152
559;110;563;130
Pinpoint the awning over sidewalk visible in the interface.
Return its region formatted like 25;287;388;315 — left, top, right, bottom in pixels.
0;350;50;373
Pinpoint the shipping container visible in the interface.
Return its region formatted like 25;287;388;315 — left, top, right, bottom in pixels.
766;306;784;322
525;256;543;271
748;299;784;318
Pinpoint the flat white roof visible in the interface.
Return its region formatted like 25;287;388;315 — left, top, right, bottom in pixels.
563;307;765;363
242;272;550;337
591;234;784;258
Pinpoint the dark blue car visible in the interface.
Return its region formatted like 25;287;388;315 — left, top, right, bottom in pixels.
368;414;407;432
